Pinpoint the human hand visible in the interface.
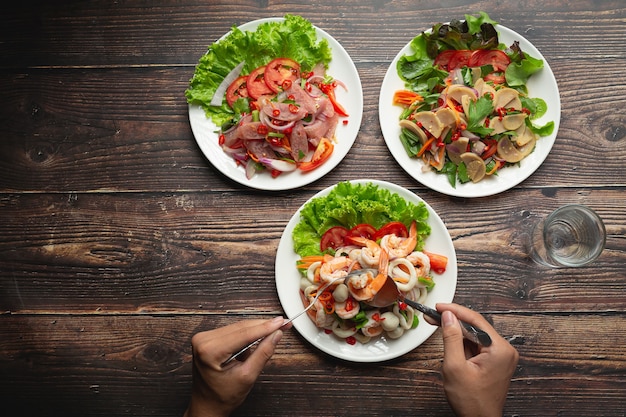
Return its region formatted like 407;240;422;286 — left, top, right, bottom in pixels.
184;317;290;417
430;303;519;417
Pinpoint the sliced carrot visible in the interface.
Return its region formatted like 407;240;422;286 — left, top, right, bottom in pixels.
393;90;423;106
417;137;435;157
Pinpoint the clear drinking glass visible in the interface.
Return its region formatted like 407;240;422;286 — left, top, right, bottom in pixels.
529;204;606;268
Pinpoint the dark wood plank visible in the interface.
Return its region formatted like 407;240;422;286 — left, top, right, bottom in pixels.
1;314;624;416
1;63;626;192
1;1;625;416
2;188;624;313
2;1;625;66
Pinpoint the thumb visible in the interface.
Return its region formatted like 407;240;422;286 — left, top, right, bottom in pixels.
441;310;466;368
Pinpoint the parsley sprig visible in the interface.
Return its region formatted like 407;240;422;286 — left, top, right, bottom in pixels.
465;95;494;136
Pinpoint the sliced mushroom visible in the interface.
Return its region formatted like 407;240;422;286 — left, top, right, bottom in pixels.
436;107;457;128
399;119;428;144
414;111;445;138
474;77;496;98
446;137;470;165
461;94;474;120
447;85;477;105
518;135;537;157
502;113;527;131
515;124;536;146
493;87;521;110
489;117;507;135
497;137;525;163
460;152;487;183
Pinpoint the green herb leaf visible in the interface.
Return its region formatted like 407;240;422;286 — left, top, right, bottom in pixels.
466;95;494;136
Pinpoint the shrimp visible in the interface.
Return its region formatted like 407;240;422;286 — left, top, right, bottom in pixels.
406;250;431;277
311;299;335;328
348;236;381;268
319;256;353;283
301;288;335;328
360;310;384;337
335;297;360;319
347;248;390;301
379;220;418;259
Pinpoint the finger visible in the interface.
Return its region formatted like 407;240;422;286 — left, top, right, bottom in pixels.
229;316;284;343
194;317;285;366
436;303;496;335
240;329;283;376
440;310;467;370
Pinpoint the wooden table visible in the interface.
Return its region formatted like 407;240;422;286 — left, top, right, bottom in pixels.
1;1;625;416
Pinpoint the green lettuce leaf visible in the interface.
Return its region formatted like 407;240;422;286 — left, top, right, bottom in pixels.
505;54;544;87
292;182;431;257
185;15;333;127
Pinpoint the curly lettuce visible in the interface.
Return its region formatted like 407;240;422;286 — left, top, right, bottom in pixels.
292;182;431;257
185;14;333;127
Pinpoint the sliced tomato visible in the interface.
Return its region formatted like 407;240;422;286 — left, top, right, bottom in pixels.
246;66;274;99
468;50;511;72
320;226;350;252
264;58;300;93
448;50;473;70
299;138;334;172
484;73;506;84
225;75;249;107
423;250;448;274
433;50;457;71
348;224;377;240
481;139;498;160
374;221;408;240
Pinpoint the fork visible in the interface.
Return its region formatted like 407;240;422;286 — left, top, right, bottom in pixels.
221;276;344;366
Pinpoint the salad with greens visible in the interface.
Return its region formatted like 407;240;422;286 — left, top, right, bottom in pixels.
292;181;431;257
186;15;350;179
393;12;555;187
186;15;332;127
291;181;451;345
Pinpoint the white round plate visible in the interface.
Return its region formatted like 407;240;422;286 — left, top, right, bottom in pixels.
379;25;560;198
189;18;363;191
275;179;458;362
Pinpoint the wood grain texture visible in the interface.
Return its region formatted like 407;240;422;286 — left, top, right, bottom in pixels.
1;1;625;416
1;315;624;416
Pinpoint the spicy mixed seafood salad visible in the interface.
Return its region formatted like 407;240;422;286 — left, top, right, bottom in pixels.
393;12;555;187
291;181;448;345
186;15;349;179
296;221;447;344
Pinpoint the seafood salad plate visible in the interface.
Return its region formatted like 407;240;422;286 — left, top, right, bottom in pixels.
275;179;458;362
188;16;363;191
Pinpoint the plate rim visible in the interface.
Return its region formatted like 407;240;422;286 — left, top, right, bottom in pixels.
188;17;363;191
274;179;458;362
378;24;561;198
